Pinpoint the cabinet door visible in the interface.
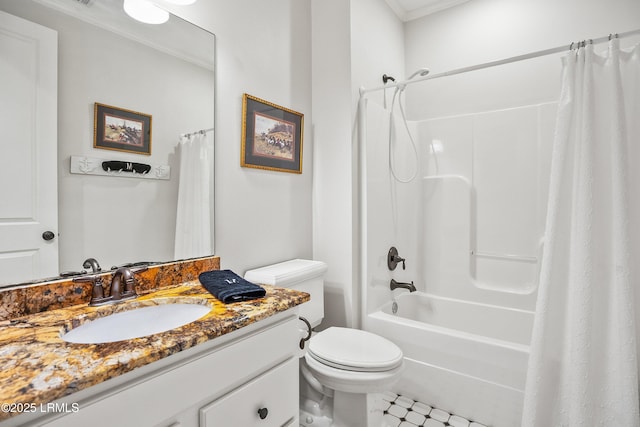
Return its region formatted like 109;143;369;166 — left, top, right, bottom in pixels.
199;357;298;427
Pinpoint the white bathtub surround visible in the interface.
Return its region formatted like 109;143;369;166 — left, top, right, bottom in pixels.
378;392;488;427
522;40;640;426
362;99;550;320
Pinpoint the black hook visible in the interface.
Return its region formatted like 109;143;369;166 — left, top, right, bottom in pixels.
382;74;396;84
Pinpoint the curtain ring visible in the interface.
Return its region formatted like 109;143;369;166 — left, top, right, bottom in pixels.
569;42;575;51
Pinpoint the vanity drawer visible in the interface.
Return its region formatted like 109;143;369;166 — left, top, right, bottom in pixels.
199;357;298;427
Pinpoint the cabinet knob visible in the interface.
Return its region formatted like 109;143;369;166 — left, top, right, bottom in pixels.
42;231;55;241
257;407;268;420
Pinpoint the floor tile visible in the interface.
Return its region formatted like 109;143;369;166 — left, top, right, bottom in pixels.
383;413;401;427
449;414;471;427
388;404;408;419
429;408;450;422
405;410;427;425
411;401;432;416
382;391;399;402
377;392;489;427
395;395;415;408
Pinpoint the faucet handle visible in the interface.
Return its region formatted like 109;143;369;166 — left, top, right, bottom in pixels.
387;247;406;271
73;275;106;304
115;266;147;299
126;266;147;293
91;277;105;300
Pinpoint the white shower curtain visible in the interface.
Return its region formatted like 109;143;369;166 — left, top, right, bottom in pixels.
174;131;213;259
522;39;640;426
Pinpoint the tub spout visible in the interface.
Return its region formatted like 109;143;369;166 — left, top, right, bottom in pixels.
390;279;416;292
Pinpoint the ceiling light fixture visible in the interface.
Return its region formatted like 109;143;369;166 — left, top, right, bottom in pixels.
123;0;170;25
163;0;198;5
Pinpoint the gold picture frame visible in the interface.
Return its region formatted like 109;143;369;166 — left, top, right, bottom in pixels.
94;103;152;155
241;94;303;173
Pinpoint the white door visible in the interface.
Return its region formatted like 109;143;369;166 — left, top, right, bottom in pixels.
0;10;58;285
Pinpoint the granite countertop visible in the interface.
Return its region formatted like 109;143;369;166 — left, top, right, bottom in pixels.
0;281;309;421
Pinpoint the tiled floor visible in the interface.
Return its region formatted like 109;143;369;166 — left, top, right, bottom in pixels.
299;391;489;427
379;392;488;427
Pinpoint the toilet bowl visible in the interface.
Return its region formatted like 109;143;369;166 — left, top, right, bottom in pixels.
245;259;403;427
305;326;403;393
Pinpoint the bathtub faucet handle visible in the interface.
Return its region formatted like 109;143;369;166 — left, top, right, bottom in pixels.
387;247;406;270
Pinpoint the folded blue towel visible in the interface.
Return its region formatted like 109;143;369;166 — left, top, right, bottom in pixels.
198;270;266;303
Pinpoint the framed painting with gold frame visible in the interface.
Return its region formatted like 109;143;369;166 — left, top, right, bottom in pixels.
94;103;152;155
241;94;303;173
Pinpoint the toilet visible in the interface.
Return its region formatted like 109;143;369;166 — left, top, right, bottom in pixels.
245;259;403;427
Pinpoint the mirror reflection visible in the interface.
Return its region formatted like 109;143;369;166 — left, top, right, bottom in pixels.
0;0;215;288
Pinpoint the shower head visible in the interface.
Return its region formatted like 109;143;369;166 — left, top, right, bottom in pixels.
407;68;430;80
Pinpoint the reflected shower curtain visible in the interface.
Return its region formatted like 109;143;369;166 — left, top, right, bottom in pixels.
522;39;640;426
174;131;213;259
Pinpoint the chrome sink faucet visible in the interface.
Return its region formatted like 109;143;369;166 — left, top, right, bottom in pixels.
390;279;416;292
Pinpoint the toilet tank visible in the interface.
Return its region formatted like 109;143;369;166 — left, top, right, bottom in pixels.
244;259;327;328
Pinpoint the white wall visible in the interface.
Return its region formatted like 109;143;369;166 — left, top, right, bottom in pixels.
0;0;314;277
166;0;313;276
0;0;214;272
311;0;405;328
404;0;640;118
311;0;354;328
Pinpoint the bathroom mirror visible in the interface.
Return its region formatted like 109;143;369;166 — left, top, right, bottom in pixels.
0;0;215;288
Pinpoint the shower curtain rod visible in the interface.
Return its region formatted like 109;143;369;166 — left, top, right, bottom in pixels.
360;28;640;95
181;127;214;138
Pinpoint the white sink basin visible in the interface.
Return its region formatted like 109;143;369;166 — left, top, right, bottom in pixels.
62;303;211;344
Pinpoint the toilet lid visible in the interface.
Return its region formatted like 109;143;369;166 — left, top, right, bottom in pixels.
308;327;403;372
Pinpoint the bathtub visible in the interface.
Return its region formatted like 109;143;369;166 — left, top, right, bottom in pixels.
366;292;534;427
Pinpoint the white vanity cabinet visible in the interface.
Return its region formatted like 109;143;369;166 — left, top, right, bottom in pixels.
198;358;298;426
13;312;300;427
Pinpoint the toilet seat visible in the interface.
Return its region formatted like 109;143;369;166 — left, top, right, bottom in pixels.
308;327;403;372
303;352;404;394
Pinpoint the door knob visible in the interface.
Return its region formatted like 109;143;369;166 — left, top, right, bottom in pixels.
42;231;55;241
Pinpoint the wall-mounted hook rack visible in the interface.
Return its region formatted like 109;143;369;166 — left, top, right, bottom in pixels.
70;155;170;180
